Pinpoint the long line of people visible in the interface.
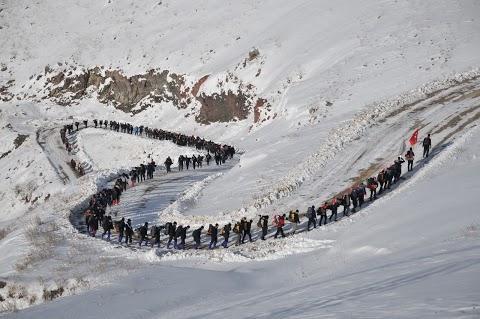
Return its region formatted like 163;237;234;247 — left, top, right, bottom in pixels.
91;151;419;249
67;119;237;241
71;119;432;251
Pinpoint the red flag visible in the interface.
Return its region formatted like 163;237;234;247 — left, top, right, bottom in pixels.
409;128;419;145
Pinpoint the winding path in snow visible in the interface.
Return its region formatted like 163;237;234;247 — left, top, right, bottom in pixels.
36;72;480;254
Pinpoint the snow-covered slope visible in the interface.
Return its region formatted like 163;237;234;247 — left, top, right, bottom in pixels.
0;0;479;316
6;120;480;319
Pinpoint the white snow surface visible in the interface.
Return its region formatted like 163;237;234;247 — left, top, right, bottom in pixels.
5;119;480;319
0;0;479;317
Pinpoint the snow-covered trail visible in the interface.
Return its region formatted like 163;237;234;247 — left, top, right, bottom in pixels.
188;73;480;221
70;159;237;231
8;124;480;319
36;127;77;184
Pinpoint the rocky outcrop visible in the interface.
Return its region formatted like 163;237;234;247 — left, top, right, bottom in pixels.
46;67;189;111
0;79;14;102
36;65;269;125
196;90;250;124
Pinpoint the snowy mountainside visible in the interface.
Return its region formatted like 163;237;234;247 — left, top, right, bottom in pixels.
0;0;479;316
5;119;480;319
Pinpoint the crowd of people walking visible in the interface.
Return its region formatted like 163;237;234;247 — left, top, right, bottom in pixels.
65;119;236;242
68;119;433;250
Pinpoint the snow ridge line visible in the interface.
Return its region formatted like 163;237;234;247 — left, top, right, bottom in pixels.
241;69;480;215
159;172;224;224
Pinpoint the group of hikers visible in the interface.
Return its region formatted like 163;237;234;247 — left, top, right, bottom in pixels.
72;119;434;250
76;119;236;159
67;119;237;240
63;119;236;174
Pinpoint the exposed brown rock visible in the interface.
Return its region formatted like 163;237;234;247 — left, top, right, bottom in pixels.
254;98;267;123
38;66;269;124
196;90;250;124
46;67;189;111
191;75;209;97
248;48;260;61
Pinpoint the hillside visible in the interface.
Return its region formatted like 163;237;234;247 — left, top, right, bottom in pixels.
0;0;479;317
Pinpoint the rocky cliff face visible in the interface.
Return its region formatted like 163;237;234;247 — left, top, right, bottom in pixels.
46;67;190;112
33;65;268;124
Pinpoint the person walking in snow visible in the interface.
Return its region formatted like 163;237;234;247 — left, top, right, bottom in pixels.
101;215;113;241
166;222;177;249
221;223;231;248
273;214;286;238
138;222;149;247
318;202;328;226
405;147;415;171
125;219;133;245
377;170;386;194
234;218;246;245
259;215;269;240
357;183;366;207
179;225;190;249
342;193;351;216
192;226;203;249
393;157;405;183
307;205;316;231
117;217;125;243
422;134;432;158
209;224;219;249
150;224;164;248
328;198;339;222
192;155;197;170
89;214;98;237
164;156;173;173
130;170;137;187
243;219;253;243
178;155;184;171
367;177;378;201
289;210;300;235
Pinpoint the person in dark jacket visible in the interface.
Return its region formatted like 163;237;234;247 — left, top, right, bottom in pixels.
179;225;190;249
118;217;125;243
164;156;173;172
174;225;183;249
367;177;378;201
307;205;316;231
318;203;328;226
89;215;98;237
350;188;359;213
192;226;204;249
150;225;164;248
235;218;246;245
377;170;386;194
423;134;432;158
260;215;269;240
166;222;177;249
138;222;149;247
209;224;219;249
101;216;113;241
342;193;351;216
405;147;415;171
125;219;133;245
221;223;231;248
328;199;339;222
242;219;253;243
